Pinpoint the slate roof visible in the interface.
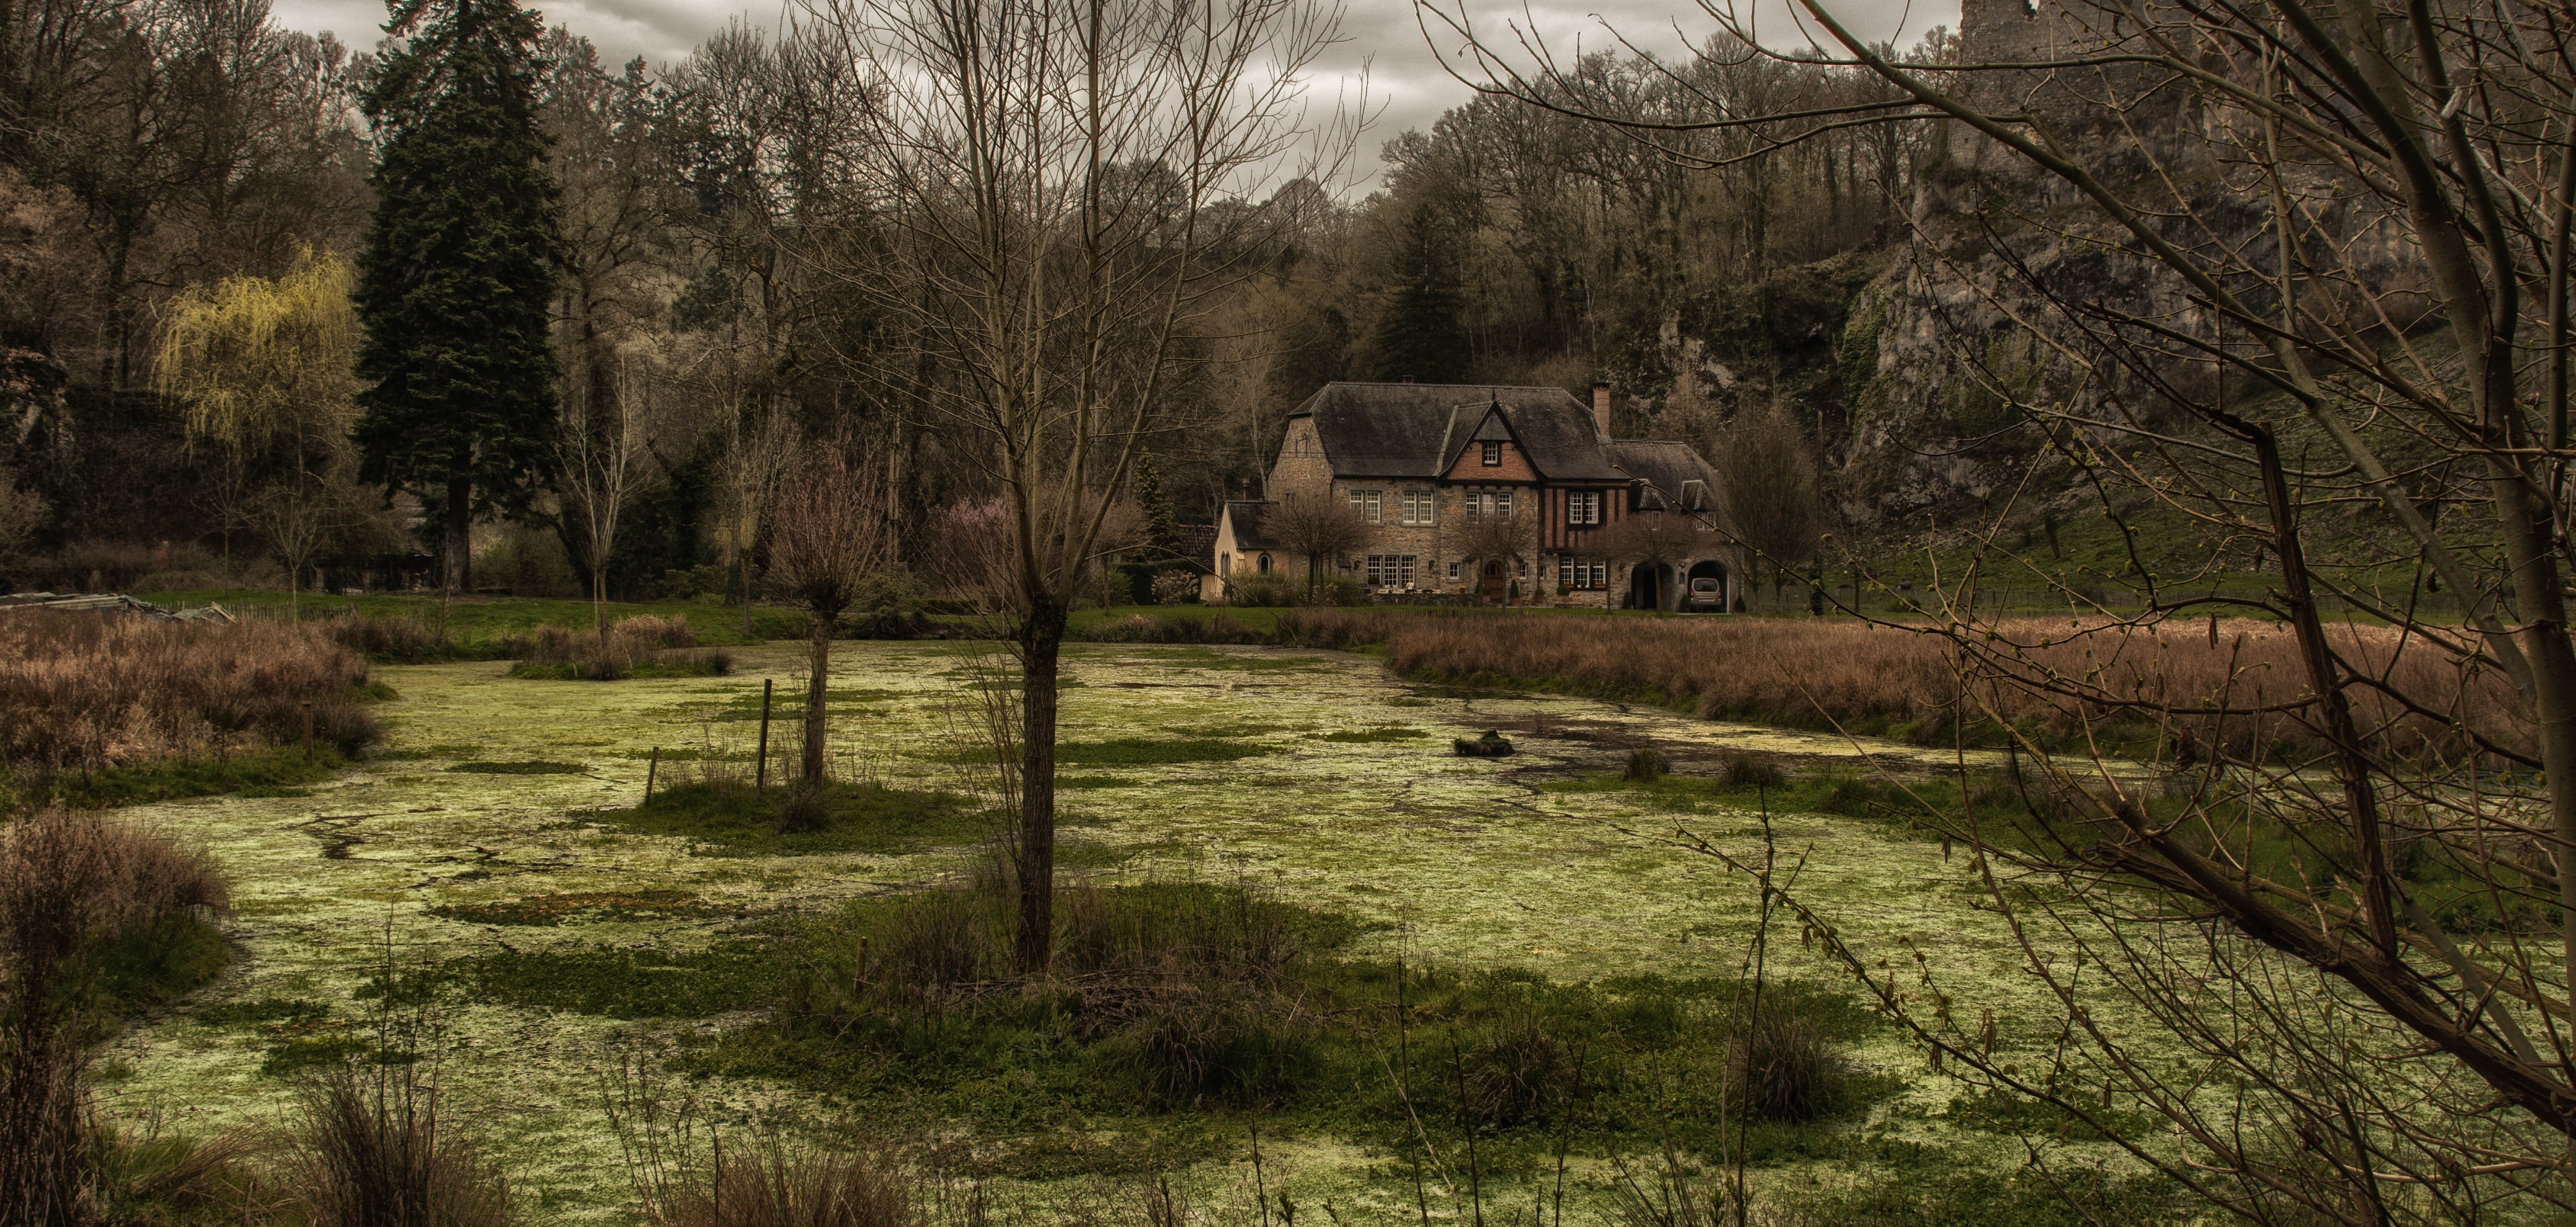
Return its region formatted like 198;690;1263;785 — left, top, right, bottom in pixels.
1223;501;1280;551
1608;441;1719;513
1291;383;1622;482
1175;524;1217;571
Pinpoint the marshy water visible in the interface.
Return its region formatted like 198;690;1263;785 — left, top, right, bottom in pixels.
96;640;2134;1220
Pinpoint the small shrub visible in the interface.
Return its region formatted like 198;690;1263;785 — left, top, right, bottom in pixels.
502;614;709;681
323;613;461;663
1720;753;1786;789
1148;570;1201;605
1625;748;1671;783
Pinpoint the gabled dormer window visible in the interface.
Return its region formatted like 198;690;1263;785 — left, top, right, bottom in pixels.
1481;441;1503;465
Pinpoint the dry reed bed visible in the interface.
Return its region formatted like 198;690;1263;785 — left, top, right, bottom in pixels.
1288;610;2524;764
0;610;376;777
501;614;732;679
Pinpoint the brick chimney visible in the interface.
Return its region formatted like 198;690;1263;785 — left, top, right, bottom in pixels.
1592;383;1612;439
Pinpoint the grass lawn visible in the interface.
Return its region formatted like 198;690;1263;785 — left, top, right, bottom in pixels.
138;589;808;646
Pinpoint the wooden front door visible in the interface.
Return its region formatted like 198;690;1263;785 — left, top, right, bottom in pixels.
1480;560;1506;604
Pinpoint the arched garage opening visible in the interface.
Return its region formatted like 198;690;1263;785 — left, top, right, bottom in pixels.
1686;560;1730;611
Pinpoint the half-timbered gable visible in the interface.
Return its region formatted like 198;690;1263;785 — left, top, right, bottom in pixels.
1222;381;1740;608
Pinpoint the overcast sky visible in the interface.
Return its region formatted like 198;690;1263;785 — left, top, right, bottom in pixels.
269;0;1953;190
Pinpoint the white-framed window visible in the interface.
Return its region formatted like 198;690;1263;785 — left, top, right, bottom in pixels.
1556;556;1607;588
1349;488;1383;524
1365;554;1418;586
1220;552;1230;575
1464;488;1515;518
1400;487;1437;525
1482;440;1503;465
1447;561;1460;581
1566;491;1602;526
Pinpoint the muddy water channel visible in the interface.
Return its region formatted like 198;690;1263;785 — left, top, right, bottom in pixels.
100;640;2121;1221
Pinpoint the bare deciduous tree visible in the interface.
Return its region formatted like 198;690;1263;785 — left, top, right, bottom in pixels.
558;357;652;639
1595;511;1718;611
767;440;895;791
1438;0;2576;1215
811;0;1353;971
1710;408;1820;610
1269;494;1372;596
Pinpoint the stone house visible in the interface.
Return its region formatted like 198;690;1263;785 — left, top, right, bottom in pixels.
1204;381;1740;608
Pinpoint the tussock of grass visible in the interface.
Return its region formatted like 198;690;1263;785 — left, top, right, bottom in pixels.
1056;775;1139;790
591;780;984;856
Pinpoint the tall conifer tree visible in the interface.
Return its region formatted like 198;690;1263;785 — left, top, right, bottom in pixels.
1369;203;1470;384
353;0;562;592
1135;452;1181;566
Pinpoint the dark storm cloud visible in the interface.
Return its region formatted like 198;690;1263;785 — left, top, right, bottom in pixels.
271;0;1953;185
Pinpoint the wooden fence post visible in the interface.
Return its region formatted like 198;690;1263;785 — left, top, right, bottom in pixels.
644;747;660;806
756;679;774;791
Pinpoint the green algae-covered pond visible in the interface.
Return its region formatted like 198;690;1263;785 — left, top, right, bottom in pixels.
94;640;2150;1221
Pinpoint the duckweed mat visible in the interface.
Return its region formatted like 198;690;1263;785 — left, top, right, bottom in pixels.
104;640;2170;1223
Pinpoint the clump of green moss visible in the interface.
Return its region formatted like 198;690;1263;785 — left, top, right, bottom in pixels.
428;890;723;926
453;942;782;1018
1318;726;1428;743
590;779;986;856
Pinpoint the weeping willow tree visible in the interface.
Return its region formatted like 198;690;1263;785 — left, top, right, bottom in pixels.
151;250;363;614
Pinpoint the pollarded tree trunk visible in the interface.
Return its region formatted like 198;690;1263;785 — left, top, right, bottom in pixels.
803;610;835;788
1015;598;1066;973
445;461;472;595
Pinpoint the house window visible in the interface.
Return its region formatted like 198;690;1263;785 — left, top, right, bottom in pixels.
1220;552;1230;575
1257;554;1273;573
1349;488;1383;524
1447;561;1460;581
1482;440;1503;466
1365;554;1417;586
1464;489;1515;518
1566;491;1602;526
1400;487;1437;526
1556;557;1606;589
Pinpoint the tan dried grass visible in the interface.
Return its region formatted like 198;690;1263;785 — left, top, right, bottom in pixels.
0;807;231;1223
1345;612;2521;764
0;610;376;781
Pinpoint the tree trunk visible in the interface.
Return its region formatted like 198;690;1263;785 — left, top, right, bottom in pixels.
445;459;472;595
1015;597;1067;974
803;611;833;788
595;568;610;640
